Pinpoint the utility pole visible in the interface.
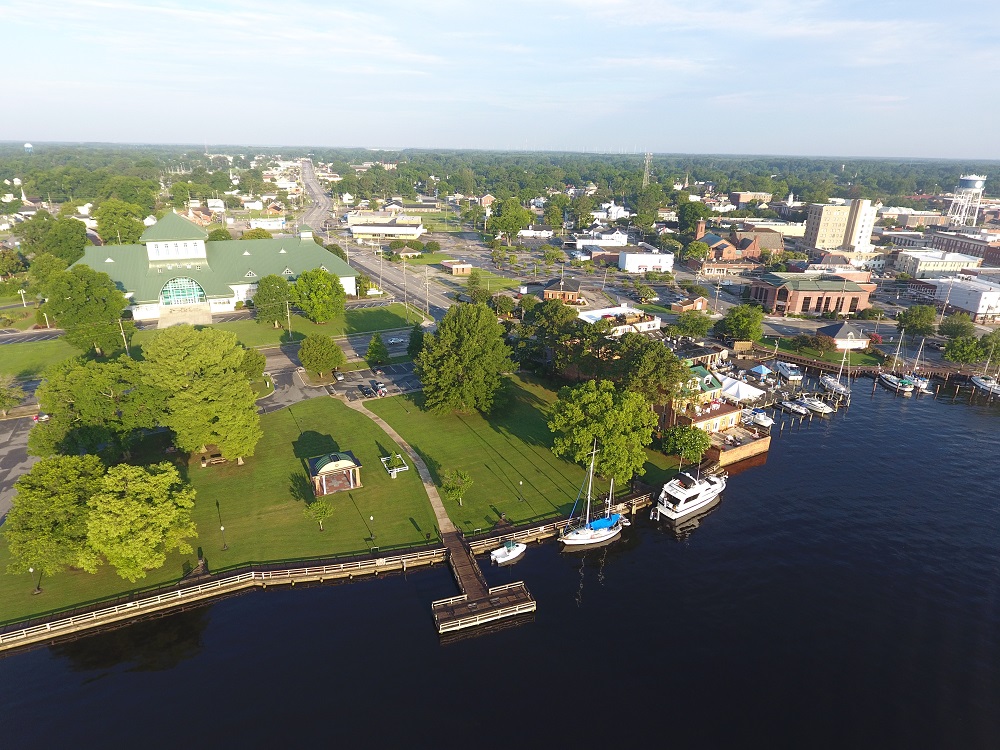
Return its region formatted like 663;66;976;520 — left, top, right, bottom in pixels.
642;152;652;188
602;267;609;291
286;300;293;339
402;256;408;322
425;266;430;315
118;319;131;357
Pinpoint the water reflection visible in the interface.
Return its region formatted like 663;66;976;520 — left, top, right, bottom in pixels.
657;495;723;541
49;607;210;673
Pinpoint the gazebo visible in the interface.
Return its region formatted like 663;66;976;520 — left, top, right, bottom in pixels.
308;452;363;496
816;321;870;350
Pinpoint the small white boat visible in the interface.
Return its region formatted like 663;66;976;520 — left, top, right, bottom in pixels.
780;400;810;415
819;373;851;397
878;372;915;393
490;539;527;565
774;361;804;383
971;374;1000;397
651;471;727;522
797;395;834;414
741;407;774;428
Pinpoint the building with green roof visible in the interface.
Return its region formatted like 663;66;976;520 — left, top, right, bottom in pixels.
74;212;357;324
748;272;874;317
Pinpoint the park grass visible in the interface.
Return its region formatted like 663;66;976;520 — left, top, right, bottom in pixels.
0;397;438;625
399;253;449;266
764;336;883;366
0;339;80;379
366;374;677;533
250;374;274;398
131;304;416;350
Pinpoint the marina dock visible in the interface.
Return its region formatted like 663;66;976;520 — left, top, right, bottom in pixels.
430;531;536;635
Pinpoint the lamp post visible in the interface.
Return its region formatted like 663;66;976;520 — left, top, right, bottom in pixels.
18;289;27;307
220;525;228;551
29;566;42;595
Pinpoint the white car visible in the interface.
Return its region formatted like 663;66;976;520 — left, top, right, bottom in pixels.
387;337;404;345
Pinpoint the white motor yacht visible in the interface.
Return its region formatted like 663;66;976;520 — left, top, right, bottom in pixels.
774;361;804;383
651;471;727;522
971;374;1000;397
780;400;810;415
741;407;775;428
797;395;834;414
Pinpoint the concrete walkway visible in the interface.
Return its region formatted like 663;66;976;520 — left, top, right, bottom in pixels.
341;398;456;534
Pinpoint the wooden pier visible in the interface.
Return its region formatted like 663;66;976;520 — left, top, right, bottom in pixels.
430;531;536;635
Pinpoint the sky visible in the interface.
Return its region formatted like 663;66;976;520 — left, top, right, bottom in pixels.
3;0;999;159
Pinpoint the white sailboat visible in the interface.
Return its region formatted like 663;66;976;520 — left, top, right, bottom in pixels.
909;338;934;394
559;444;627;547
971;345;1000;396
796;395;834;414
879;329;915;394
820;347;851;397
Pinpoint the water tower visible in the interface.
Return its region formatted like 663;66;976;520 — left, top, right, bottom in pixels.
947;174;986;227
23;142;32;155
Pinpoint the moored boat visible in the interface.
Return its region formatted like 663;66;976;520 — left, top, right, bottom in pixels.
774;361;804;383
651;471;727;522
971;374;1000;397
878;372;915;393
797;395;834;414
490;539;527;565
779;400;810;415
559;446;626;548
741;407;774;428
820;373;851;397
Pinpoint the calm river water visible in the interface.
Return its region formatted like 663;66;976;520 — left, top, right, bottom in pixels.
3;385;1000;749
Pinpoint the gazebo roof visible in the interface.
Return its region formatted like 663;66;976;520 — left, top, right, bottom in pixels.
308;451;362;476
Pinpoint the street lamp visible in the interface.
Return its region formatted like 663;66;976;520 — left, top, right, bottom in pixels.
220;525;228;550
18;289;27;307
29;566;42;595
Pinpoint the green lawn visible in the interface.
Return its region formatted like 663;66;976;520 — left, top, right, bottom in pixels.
764;336;884;366
0;339;80;379
399;253;449;266
366;374;677;533
131;304;416;350
0;397;438;626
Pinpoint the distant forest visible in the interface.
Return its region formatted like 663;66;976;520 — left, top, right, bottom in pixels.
1;143;998;219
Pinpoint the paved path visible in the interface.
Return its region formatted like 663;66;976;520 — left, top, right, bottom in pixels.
341;398;456;534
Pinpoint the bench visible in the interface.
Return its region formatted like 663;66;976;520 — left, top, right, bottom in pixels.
201;454;228;467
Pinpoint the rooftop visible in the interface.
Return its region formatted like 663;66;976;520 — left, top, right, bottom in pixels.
758;272;864;292
138;211;210;243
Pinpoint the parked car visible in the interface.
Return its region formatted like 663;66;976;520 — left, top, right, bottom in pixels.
334;371;345;381
387;337;404;345
360;385;376;398
32;413;50;423
374;381;388;396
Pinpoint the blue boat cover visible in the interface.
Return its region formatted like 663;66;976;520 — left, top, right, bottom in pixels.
588;514;621;530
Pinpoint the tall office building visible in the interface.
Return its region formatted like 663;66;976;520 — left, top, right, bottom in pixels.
804;199;877;251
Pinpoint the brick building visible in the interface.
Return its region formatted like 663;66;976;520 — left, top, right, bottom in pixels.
748;273;873;316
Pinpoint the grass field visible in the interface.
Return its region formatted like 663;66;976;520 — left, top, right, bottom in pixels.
367;374;677;533
0;339;80;378
764;336;883;366
398;253;449;266
0;397;437;625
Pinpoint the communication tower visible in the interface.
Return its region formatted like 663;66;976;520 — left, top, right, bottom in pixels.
947;174;986;227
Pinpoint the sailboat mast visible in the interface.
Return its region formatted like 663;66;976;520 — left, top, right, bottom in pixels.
837;346;847;384
585;444;596;526
893;328;905;372
607;477;615;518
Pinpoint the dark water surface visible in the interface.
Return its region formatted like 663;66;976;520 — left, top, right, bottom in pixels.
3;389;1000;749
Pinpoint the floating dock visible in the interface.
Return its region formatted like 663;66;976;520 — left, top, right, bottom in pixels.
430;531;535;635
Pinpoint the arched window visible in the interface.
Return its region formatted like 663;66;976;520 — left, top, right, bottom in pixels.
160;277;207;306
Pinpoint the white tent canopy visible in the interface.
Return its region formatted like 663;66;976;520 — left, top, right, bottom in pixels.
719;376;766;403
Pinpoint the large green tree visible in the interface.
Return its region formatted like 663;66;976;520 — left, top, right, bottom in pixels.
678;201;712;234
895;305;937;337
291;268;346;323
938;312;976;339
682;240;711;261
673;310;714;338
366;333;390;365
207;228;232;241
416;303;513;414
241;228;273;240
662;425;712;470
615;332;686;406
140;326;262;461
252;274;292;327
548;379;658;485
407;323;425;359
3;455;105;576
86;462;197;582
30;356;165;459
0;375;26;416
95;199;145;245
487;197;532;246
716;304;765;341
41;265;135;355
943;336;985;365
298;334;346;375
13;211;89;264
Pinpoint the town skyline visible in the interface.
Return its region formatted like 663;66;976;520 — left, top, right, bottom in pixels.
3;0;998;159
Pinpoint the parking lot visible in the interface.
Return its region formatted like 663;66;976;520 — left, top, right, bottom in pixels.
323;362;421;402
